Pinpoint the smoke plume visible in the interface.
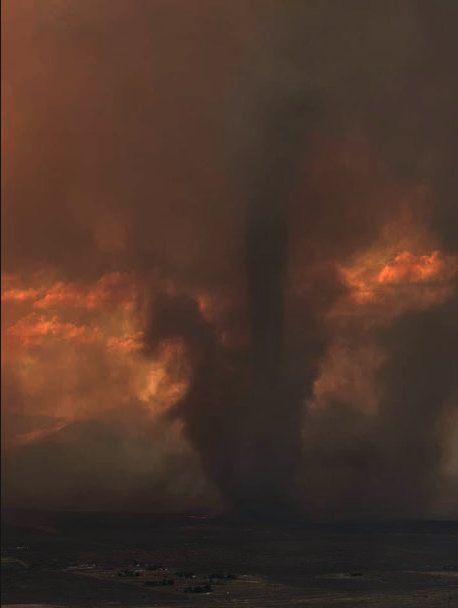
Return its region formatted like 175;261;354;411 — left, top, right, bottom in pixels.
2;0;457;518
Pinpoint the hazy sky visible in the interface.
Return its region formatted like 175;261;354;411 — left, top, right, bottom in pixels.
2;1;457;517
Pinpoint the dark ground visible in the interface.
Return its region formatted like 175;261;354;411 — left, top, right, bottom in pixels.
1;510;457;607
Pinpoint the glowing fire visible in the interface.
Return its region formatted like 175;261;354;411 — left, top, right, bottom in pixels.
1;272;192;447
312;245;457;413
339;249;456;310
377;250;446;283
2;241;457;446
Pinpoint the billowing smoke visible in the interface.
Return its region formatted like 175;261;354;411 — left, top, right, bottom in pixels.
2;1;457;518
143;91;313;515
142;1;457;517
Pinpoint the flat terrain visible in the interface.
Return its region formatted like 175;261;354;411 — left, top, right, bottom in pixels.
1;510;457;607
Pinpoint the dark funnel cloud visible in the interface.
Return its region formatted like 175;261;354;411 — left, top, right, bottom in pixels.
145;2;402;516
234;93;320;514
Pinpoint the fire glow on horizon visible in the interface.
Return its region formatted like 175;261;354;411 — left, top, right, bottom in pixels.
3;240;456;437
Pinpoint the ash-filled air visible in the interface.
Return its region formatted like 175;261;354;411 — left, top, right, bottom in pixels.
2;1;457;518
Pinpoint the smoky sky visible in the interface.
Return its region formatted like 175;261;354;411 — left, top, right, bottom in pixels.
2;0;457;518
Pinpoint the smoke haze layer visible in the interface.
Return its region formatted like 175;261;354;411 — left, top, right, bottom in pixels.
2;0;457;518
